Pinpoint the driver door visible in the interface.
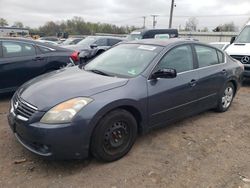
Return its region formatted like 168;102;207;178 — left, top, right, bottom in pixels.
147;44;200;127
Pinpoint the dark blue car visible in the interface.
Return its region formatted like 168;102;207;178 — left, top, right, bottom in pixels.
8;39;243;162
0;37;78;94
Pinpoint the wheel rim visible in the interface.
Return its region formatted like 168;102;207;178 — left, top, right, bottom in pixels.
222;86;234;109
103;121;130;155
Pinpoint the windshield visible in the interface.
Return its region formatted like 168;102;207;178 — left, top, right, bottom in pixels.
62;38;75;45
127;34;143;41
235;26;250;43
77;37;96;46
84;44;162;78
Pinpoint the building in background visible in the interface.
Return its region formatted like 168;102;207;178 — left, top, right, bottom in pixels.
0;27;29;37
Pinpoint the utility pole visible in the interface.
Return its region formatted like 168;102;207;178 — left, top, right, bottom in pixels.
151;15;158;29
169;0;175;28
142;16;146;29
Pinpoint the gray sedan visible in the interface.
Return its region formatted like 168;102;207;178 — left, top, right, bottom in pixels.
8;39;243;162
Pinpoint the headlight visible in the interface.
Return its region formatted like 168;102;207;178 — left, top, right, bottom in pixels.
40;97;93;124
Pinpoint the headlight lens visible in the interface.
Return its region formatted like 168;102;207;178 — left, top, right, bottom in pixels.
40;97;93;124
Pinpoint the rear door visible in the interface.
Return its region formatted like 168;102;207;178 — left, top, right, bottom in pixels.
194;44;227;109
0;40;45;92
147;44;200;127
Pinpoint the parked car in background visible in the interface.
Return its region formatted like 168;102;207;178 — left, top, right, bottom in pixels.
127;29;178;41
36;39;59;46
226;21;250;77
8;39;243;162
63;36;124;64
60;37;85;46
210;42;230;51
39;36;61;43
0;37;78;94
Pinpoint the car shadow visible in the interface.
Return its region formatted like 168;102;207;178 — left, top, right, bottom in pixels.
242;78;250;87
0;92;13;101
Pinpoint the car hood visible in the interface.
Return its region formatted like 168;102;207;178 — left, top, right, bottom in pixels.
18;67;128;111
63;44;89;51
226;43;250;55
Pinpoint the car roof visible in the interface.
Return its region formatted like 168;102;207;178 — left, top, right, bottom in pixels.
86;35;125;40
126;38;196;47
0;37;73;51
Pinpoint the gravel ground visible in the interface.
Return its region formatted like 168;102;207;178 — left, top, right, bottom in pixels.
0;82;250;188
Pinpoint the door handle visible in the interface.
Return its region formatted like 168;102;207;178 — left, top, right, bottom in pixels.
221;69;227;75
33;57;44;61
189;79;197;87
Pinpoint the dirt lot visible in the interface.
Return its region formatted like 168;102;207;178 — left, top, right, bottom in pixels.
0;83;250;188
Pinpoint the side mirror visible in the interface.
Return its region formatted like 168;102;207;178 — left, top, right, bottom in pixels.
230;36;236;44
90;44;98;49
151;68;177;79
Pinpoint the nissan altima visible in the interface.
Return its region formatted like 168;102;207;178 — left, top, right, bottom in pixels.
8;39;243;162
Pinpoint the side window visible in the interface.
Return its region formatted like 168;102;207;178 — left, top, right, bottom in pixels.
217;50;224;63
94;38;108;46
195;45;219;68
156;45;194;73
2;41;36;58
108;39;121;46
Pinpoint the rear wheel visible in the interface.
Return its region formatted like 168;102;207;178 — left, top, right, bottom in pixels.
216;82;235;112
91;109;137;162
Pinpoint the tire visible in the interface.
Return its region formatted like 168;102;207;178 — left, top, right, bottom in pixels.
91;109;137;162
216;82;235;112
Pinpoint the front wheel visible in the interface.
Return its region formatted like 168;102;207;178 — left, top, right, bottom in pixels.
91;109;137;162
216;82;235;112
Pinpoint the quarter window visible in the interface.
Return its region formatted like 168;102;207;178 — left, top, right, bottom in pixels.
195;45;219;68
217;50;224;63
156;45;194;73
2;41;36;58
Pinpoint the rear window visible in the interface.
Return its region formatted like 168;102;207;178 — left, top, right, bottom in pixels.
108;39;122;46
38;46;53;53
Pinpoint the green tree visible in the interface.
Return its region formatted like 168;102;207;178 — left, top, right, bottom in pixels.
0;18;8;27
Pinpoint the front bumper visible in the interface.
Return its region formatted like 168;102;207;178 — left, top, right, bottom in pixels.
8;112;91;160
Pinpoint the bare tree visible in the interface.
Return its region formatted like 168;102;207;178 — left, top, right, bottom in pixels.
13;21;24;28
185;17;199;31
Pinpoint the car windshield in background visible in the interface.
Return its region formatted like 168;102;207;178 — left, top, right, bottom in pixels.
62;38;76;45
235;26;250;43
127;34;143;41
77;37;96;46
84;44;162;78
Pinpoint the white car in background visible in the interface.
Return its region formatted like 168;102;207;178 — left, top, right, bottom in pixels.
209;42;230;51
226;21;250;77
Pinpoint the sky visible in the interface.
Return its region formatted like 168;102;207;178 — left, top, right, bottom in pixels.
0;0;250;30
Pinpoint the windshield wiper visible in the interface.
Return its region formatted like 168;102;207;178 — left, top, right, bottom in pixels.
88;69;111;76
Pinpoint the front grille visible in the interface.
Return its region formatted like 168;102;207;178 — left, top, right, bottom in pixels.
230;55;250;64
245;66;250;71
12;95;38;121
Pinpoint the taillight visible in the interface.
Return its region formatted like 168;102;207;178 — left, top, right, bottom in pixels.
70;51;79;62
